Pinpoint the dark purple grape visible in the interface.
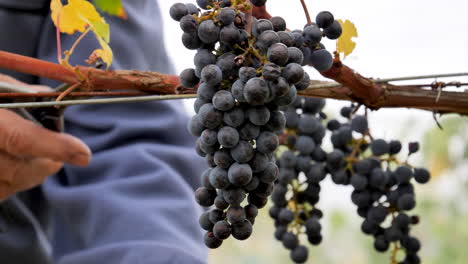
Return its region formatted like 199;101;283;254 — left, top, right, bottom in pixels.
315;11;334;28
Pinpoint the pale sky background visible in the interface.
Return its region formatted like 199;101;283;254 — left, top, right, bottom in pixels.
158;0;468;209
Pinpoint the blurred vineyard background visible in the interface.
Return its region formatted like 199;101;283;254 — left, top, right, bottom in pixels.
208;113;468;264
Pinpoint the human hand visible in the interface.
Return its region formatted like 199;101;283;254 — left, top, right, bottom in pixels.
0;73;91;200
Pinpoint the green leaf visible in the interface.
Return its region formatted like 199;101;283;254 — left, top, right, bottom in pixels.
92;0;127;19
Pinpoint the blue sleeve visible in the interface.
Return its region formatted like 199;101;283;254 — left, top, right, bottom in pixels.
34;1;208;263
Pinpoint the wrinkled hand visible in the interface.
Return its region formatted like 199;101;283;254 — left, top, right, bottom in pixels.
0;74;91;200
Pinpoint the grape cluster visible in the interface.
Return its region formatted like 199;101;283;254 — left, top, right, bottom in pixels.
325;106;430;264
170;0;339;249
170;0;343;252
269;97;328;263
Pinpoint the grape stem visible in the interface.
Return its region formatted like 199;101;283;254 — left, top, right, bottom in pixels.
299;0;313;25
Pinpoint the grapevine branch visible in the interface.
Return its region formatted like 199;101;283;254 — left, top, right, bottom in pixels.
0;51;467;114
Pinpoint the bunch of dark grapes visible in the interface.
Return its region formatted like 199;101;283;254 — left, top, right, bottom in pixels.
169;0;342;249
269;97;328;263
325;105;430;264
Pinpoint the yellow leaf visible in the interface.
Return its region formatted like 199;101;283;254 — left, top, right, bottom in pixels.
94;37;113;67
336;19;358;59
50;0;113;67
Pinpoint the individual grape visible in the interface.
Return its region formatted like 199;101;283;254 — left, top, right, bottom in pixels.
209;166;230;189
198;20;220;44
199;211;214;231
256;132;279;154
402;236;421;253
227;205;246;225
182;32;202;50
219;7;236;25
249;152;269;172
389;140;403;155
298;114;319;135
324;20;343;39
231;220;253;240
351;174;368;190
307;233;322;245
287;47;305;65
303;25;322;45
179;68;199;88
278;208;295;224
231;79;246;102
282;63;305;84
239;67;257;82
199;103;223;129
214;195;229;210
414;168;430;184
291;30;305;47
217;126;240;148
201;64;223;86
194;98;209;113
228;163;253;186
230;141;255;163
239;122;260;141
254;19;274;36
374;235;389;252
213;220;232;240
408;142;420;154
369;168;387;188
257;162;279;183
247;106;271;126
214;148;234;169
395;166;413;183
213;90;235;111
244;177;260;192
398;194;416;211
351;115;368;134
200;129;218;147
194;49;216;71
169;3;188;21
270;16;287;32
223;187;246;205
197;83;217;101
187;115;204;137
179;15;198;33
244;77;270;105
278;31;295;47
247;193;268;208
295;136;315;155
267;43;289;66
315;11;334;28
371;139;390;156
209;208;226;224
223;107;244;128
256;30;280;51
219;24;241;46
282;232;299;249
309;49;333;72
262;63;281;81
195;187;217;207
204;232;223;249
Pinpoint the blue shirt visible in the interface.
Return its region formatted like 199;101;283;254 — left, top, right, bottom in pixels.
0;1;207;263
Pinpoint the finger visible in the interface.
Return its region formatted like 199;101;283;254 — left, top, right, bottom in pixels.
0;110;91;166
0;154;63;200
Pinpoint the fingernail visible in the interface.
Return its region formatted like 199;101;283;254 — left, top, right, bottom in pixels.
70;152;92;167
